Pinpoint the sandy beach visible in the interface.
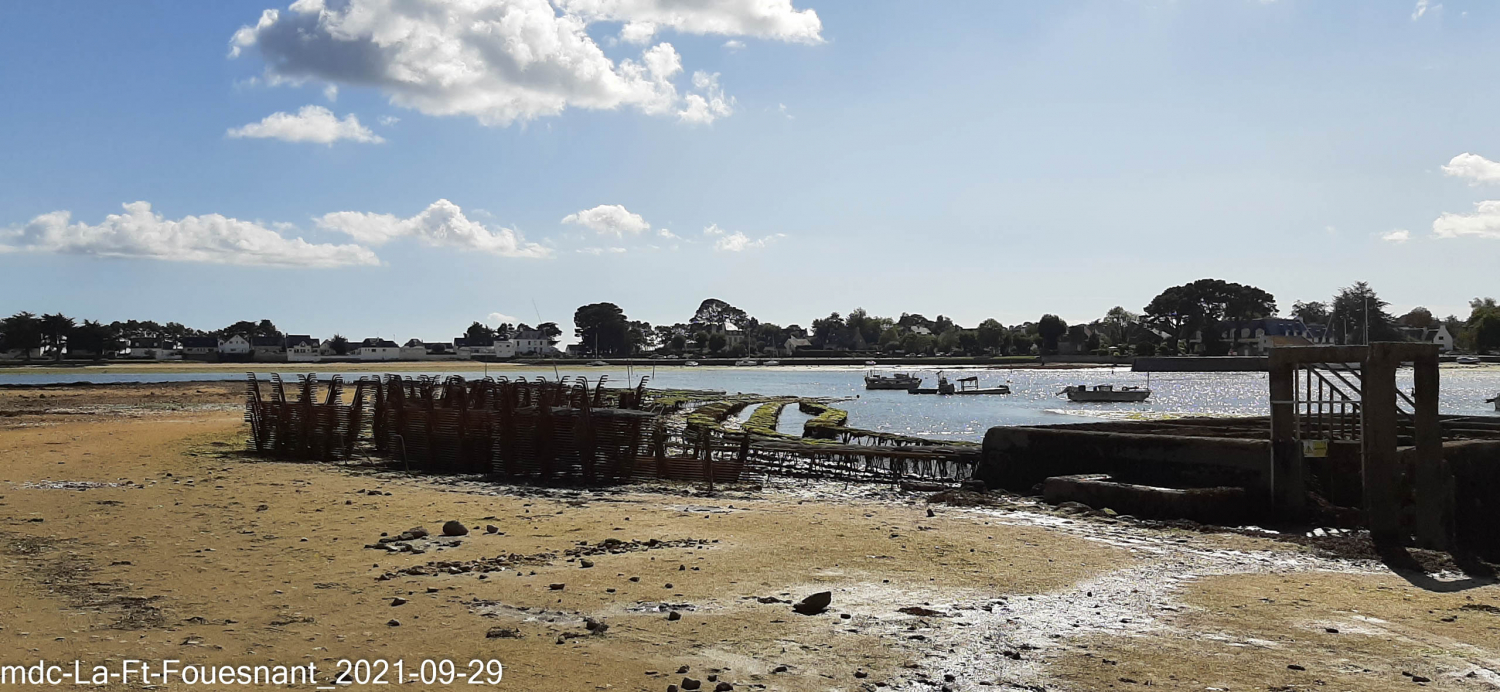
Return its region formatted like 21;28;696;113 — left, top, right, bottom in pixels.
1;383;1497;691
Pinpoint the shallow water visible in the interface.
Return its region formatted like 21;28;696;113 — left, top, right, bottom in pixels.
3;364;1498;442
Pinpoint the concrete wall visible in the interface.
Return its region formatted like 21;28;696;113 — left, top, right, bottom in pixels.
978;426;1270;496
1435;439;1500;556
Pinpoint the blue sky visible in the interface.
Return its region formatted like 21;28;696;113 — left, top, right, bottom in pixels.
2;0;1499;342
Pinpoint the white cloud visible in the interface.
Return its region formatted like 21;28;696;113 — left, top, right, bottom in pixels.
230;0;815;127
561;204;651;237
227;105;383;144
317;199;551;257
556;0;823;44
1;202;379;268
657;228;680;240
1441;153;1500;184
486;312;520;325
1380;229;1411;243
1432;200;1500;240
702;223;782;251
723;39;745;51
323;84;338;102
577;246;628;255
678;71;734;124
378;115;399;126
1412;0;1439;20
778;103;793;119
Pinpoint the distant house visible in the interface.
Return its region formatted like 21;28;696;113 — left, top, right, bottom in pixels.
219;335;252;357
181;336;219;360
1398;325;1454;352
399;339;429;360
511;329;557;356
1304;324;1333;345
250;336;287;362
356;338;401;361
784;337;813;353
286;335;321;362
455;336;497;359
1193;318;1310;356
123;338;179;360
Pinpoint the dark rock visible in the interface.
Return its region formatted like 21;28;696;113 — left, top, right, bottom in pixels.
442;521;468;537
793;591;832;615
485;627;521;639
668;611;682;621
580;559;594;569
391;597;408;606
549;583;565;591
898;606;944;617
926;508;935;517
680;678;702;690
854;670;868;679
407;526;429;539
667;686;679;692
677;665;690;674
714;683;733;691
486;524;499;534
1288;664;1305;671
387;619;400;627
773;666;788;673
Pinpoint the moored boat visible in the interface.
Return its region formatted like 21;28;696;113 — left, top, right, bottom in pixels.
587;360;608;366
910;374;1010;395
685;360;700;367
763;360;781;366
1060;384;1151;402
865;371;922;390
735;358;759;366
1457;356;1482;365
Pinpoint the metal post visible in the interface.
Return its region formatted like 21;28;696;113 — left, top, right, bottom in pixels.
1268;353;1305;518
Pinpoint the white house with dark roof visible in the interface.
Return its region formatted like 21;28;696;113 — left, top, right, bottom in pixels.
356;338;401;361
286;335;322;362
218;335;251;356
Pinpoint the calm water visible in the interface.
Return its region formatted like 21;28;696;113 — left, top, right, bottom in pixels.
4;365;1498;442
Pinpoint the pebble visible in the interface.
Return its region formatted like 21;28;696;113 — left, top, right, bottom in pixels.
549;583;566;591
680;678;702;690
391;597;407;606
386;619;400;627
668;611;682;621
580;559;594;569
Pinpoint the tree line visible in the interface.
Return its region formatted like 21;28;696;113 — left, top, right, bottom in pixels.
0;314;566;361
570;281;1500;357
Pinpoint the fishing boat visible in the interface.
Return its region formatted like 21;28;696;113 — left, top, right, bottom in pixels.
1457;356;1482;365
735;358;759;366
865;371;922;390
864;360;878;366
763;360;781;366
910;374;1010;395
685;360;700;367
1060;384;1151;402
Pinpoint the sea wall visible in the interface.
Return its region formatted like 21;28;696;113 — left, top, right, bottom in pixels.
977;426;1270;495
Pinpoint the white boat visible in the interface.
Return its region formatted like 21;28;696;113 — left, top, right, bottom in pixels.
1060;384;1151;402
763;360;781;366
587;360;608;367
865;372;922;390
864;360;878;366
1457;356;1482;365
735;359;759;366
685;361;700;367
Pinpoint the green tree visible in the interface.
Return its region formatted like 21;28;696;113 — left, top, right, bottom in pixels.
690;298;750;329
330;334;350;355
707;332;727;353
465;321;496;342
40;313;76;361
1037;314;1067;355
68;320;113;360
976;318;1005;352
1329;281;1397;344
1291;300;1330;325
574;303;631;355
0;312;44;360
1467;298;1500;353
1100;307;1136;345
810;312;847;350
1397;307;1437;329
1144;279;1276;353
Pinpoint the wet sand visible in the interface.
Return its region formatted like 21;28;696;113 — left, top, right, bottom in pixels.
0;389;1497;691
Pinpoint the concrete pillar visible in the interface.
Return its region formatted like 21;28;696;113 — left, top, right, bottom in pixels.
1412;349;1452;549
1362;346;1400;543
1268;357;1305;518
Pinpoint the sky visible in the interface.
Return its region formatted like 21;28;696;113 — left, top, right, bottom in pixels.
2;0;1499;343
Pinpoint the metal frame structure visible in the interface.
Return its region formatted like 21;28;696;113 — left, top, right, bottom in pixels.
1268;343;1451;548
